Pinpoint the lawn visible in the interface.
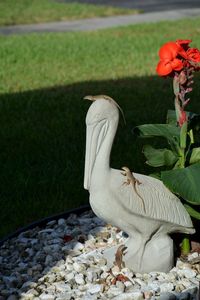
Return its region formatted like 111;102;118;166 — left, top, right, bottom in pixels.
1;18;200;239
0;0;139;26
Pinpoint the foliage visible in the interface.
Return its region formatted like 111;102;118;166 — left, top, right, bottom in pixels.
135;39;200;221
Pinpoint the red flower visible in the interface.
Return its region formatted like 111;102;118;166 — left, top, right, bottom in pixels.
159;41;180;60
159;41;188;60
176;39;192;51
156;58;183;76
156;41;188;76
176;39;191;45
187;48;200;63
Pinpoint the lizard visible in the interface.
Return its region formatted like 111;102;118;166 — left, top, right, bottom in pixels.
113;244;127;270
121;166;146;214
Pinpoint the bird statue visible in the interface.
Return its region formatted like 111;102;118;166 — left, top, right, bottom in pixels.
83;95;195;273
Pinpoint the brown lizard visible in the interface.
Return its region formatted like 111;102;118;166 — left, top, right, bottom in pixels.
113;244;127;270
121;166;146;214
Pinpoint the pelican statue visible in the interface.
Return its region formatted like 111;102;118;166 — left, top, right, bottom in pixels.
84;95;195;273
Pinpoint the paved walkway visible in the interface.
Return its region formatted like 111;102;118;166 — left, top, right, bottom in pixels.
0;8;200;35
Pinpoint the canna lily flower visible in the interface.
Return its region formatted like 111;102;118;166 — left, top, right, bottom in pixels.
156;41;188;76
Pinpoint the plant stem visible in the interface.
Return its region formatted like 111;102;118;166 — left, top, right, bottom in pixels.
181;236;190;255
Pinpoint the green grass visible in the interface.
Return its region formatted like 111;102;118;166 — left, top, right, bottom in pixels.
1;18;200;239
0;0;139;26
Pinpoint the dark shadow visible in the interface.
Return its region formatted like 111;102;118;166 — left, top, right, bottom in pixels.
1;75;200;298
57;0;200;13
1;75;200;239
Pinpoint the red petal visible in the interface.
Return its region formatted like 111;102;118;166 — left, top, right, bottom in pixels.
159;42;179;60
176;39;192;46
171;58;183;71
156;60;172;76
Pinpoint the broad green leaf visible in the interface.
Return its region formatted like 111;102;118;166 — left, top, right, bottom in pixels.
190;148;200;164
134;124;180;142
149;173;161;180
184;204;200;220
143;145;178;167
166;110;177;125
161;163;200;205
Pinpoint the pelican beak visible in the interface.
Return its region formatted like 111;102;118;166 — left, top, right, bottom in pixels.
84;120;107;190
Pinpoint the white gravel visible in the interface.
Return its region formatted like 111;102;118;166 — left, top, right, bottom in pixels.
0;210;199;300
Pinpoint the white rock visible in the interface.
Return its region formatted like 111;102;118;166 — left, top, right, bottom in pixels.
20;294;34;300
121;267;134;278
75;273;85;285
38;229;54;234
56;292;73;300
23;288;39;298
58;218;66;226
146;282;160;293
134;278;146;287
88;284;102;294
66;263;74;271
177;268;196;279
87;271;97;282
67;249;81;257
113;291;144;300
179;279;193;289
107;286;124;297
188;252;199;261
54;282;69;293
46;220;56;226
73;242;85;251
116;280;125;292
65;272;74;281
160;282;174;293
73;262;86;272
39;293;55;300
21;281;37;289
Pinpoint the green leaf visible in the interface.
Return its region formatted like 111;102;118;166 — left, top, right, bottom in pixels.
184;204;200;220
166;110;177;125
143;145;178;167
149;173;161;180
135;124;180;142
190;148;200;164
161;163;200;205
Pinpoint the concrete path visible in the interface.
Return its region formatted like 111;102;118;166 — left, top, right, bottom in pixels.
0;8;200;35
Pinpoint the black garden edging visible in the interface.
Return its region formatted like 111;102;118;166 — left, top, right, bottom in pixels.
0;204;91;247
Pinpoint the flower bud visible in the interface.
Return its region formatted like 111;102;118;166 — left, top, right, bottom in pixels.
178;71;187;85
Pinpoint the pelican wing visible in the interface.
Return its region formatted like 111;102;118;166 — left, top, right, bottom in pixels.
114;170;194;230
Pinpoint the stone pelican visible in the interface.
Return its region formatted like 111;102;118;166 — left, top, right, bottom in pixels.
84;95;195;273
